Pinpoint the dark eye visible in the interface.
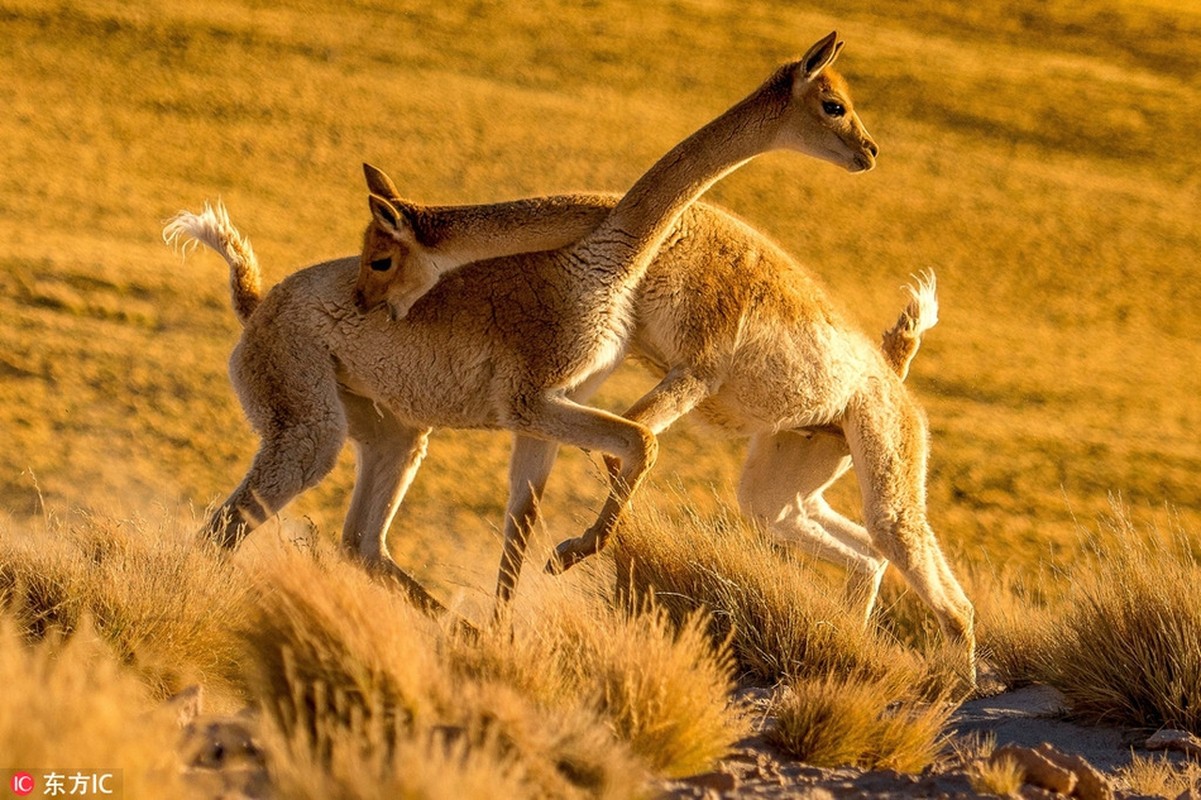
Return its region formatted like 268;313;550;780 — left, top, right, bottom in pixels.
822;100;846;118
370;257;392;272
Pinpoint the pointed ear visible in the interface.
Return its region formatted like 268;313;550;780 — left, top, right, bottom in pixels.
363;163;400;199
368;193;415;243
799;31;843;81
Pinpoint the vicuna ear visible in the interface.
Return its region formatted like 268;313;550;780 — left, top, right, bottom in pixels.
799;31;844;82
363;162;401;199
368;193;415;243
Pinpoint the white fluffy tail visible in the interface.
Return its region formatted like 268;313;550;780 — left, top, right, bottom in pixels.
881;269;938;381
163;200;261;325
901;269;939;337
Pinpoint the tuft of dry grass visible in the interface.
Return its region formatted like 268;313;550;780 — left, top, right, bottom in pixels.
239;545;636;799
968;754;1024;798
612;504;962;695
1116;753;1201;799
0;512;250;700
1034;509;1201;734
0;617;189;797
532;597;748;778
263;717;535;800
766;671;953;773
239;541;742;796
952;733;1024;798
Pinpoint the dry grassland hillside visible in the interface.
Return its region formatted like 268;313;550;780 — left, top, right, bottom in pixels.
2;0;1200;795
3;0;1198;591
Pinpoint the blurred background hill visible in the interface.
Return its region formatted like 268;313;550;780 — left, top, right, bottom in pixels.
2;0;1199;603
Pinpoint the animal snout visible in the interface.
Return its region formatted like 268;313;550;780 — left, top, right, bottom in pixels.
851;137;878;172
353;288;368;311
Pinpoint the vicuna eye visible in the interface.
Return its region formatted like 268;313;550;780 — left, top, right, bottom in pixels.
822;101;846;118
370;257;392;272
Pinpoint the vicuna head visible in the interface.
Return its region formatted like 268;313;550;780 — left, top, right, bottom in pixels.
773;31;878;173
355;164;440;320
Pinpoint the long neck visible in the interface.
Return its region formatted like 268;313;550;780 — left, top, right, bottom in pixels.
409;194;618;270
576;68;792;279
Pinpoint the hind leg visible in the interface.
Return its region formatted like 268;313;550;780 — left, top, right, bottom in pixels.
842;381;976;678
337;392;449;616
205;331;350;548
737;430;888;626
204;415;347;549
340;392;430;560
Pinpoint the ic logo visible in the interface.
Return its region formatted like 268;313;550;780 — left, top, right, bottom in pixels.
10;772;35;796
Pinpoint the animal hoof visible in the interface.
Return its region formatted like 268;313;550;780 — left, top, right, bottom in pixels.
544;538;588;575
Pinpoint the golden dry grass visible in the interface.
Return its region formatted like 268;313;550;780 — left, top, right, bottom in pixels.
1034;510;1201;733
0;617;189;797
767;672;953;773
951;733;1026;798
959;505;1201;734
968;754;1025;799
239;538;741;795
614;505;892;683
0;511;748;796
1116;754;1201;799
612;503;975;697
2;0;1199;587
0;511;250;700
2;0;1201;793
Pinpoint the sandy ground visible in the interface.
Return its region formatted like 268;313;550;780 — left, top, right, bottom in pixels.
177;682;1198;799
654;684;1198;799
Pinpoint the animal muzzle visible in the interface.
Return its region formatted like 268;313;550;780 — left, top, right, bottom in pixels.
852;136;879;172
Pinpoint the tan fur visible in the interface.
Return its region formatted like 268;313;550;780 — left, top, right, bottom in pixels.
346;106;972;673
166;34;888;625
351;189;974;676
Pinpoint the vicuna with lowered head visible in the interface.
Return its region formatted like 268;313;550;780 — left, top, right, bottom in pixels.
164;33;882;617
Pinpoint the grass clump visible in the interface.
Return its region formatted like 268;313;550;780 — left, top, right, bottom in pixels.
613;505;948;692
0;617;189;797
1116;754;1200;799
0;512;250;699
240;542;743;797
535;598;747;778
265;718;535;800
766;671;952;773
239;545;635;799
968;752;1024;798
1036;509;1201;734
952;733;1025;798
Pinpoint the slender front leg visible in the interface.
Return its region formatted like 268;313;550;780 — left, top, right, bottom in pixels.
494;435;560;616
546;368;711;573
